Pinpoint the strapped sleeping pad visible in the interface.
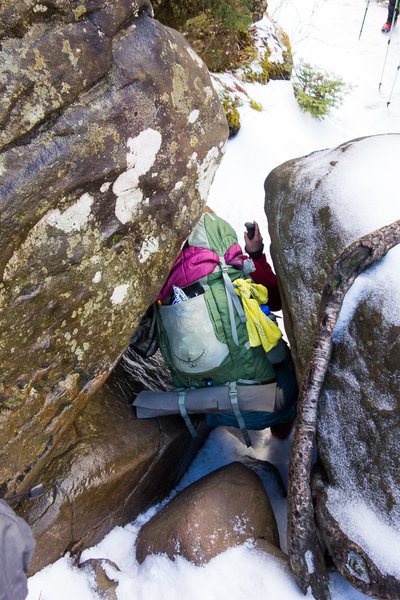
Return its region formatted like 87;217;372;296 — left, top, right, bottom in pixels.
151;213;298;445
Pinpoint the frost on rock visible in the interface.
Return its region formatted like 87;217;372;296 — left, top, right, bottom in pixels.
334;244;400;340
305;550;315;574
326;487;400;579
266;134;400;596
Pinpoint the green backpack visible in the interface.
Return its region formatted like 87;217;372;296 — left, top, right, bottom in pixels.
156;213;277;390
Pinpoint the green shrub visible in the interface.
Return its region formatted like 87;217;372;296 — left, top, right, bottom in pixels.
152;0;253;32
218;90;242;137
250;99;262;111
292;61;348;119
211;0;253;32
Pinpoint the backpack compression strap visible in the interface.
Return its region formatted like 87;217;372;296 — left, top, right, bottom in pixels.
220;257;247;346
228;381;252;447
178;390;199;439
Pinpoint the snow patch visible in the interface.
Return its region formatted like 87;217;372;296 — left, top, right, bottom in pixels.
320;137;400;237
334;244;400;340
92;271;101;283
327;487;400;578
114;129;162;224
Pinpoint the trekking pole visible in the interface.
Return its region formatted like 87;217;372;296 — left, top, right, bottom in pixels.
4;484;45;503
387;63;400;106
379;0;400;90
359;0;371;40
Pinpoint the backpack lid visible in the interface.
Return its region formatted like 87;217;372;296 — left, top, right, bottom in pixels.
156;213;244;301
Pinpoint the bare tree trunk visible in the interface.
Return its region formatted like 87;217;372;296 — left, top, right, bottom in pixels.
287;219;400;600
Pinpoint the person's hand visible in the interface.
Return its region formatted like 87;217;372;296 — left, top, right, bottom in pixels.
244;221;263;255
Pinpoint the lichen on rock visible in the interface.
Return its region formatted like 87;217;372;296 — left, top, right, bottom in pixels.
0;0;228;570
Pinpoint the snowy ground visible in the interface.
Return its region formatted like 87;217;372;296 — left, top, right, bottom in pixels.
27;1;400;599
208;0;400;261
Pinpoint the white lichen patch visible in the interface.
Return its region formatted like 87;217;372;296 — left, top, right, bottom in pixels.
172;64;190;114
115;188;143;224
305;550;315;574
62;40;79;67
204;86;214;102
187;152;198;169
100;181;111;193
92;271;101;283
111;284;129;305
138;236;159;263
174;181;184;190
188;109;200;123
60;81;71;95
33;3;48;12
114;129;162;224
197;146;220;201
46;193;94;233
186;46;204;69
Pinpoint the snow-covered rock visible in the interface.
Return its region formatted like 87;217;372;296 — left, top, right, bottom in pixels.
135;461;282;565
265;133;400;598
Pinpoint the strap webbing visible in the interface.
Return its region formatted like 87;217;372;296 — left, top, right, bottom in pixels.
228;382;252;447
220;257;247;346
178;390;199;438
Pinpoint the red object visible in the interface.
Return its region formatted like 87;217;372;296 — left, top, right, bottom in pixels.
270;419;294;439
248;254;282;312
156;243;244;302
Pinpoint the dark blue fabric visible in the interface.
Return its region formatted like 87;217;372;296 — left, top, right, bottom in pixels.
206;357;298;431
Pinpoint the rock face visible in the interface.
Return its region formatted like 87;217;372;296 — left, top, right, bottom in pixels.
0;0;228;572
136;461;280;565
264;134;400;597
0;1;227;490
19;350;208;574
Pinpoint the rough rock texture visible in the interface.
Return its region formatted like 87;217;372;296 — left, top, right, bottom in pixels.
19;354;208;574
182;13;240;72
0;0;228;497
312;470;400;599
252;0;268;22
135;461;280;565
79;559;120;600
264;134;400;597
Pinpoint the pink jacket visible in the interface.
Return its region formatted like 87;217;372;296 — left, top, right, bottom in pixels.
156;243;244;302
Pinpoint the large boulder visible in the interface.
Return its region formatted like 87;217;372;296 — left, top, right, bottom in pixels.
0;0;228;497
19;354;208;573
135;461;281;565
264;134;400;597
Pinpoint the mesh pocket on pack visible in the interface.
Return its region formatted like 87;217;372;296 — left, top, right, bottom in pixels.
159;293;229;374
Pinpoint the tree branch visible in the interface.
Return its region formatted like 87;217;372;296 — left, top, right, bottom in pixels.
287;219;400;600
